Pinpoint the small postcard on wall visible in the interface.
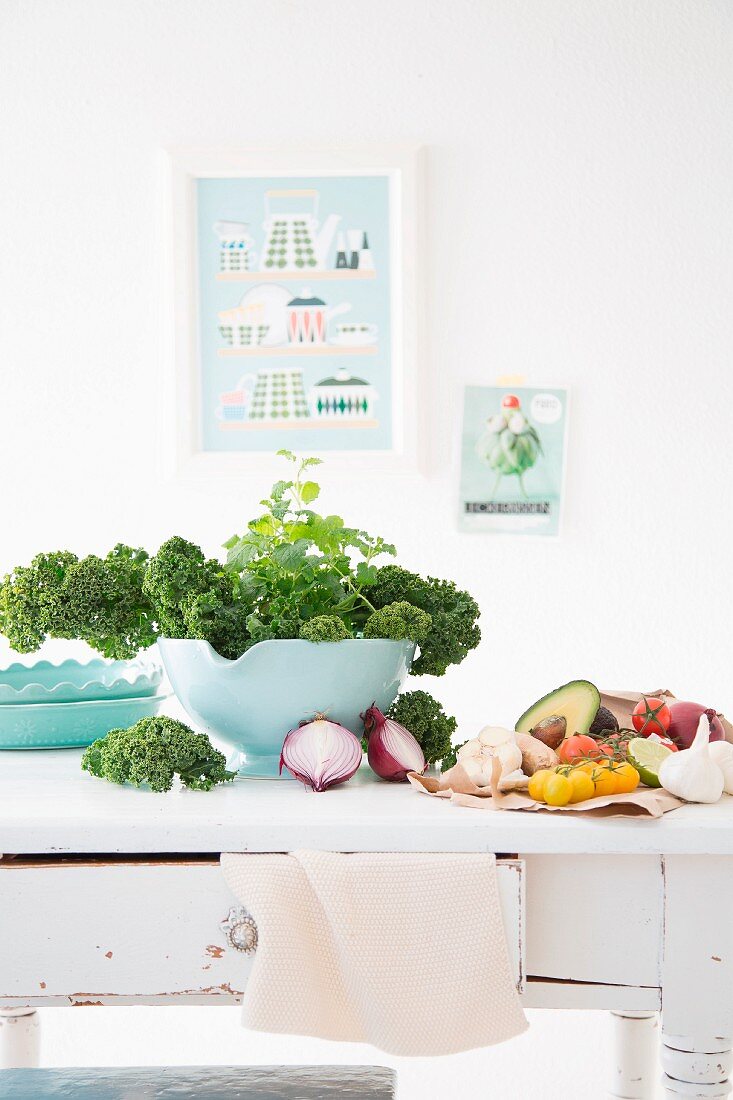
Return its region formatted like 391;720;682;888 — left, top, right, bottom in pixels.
458;385;568;536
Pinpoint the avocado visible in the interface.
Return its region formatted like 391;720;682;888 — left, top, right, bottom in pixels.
589;705;619;735
516;680;601;738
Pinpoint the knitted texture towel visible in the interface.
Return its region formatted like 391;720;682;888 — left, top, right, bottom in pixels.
220;851;528;1057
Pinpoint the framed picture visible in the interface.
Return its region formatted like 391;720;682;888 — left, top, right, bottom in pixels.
163;145;423;478
457;384;569;536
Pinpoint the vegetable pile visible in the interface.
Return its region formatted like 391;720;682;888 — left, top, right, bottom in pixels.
0;452;480;680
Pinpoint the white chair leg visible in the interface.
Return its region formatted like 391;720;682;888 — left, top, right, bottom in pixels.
0;1008;40;1068
609;1011;659;1099
661;1033;732;1098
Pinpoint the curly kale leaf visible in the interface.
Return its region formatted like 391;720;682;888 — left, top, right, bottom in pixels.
0;551;78;651
143;537;226;636
0;546;156;659
387;690;458;766
363;565;481;676
143;536;253;658
299;615;351;643
81;716;236;792
362;601;432;644
181;589;251;660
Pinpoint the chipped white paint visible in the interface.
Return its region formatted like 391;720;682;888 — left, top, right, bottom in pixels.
0;858;523;1005
0;861;248;1004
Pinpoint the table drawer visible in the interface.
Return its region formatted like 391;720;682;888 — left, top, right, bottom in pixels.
0;856;524;1005
523;854;663;988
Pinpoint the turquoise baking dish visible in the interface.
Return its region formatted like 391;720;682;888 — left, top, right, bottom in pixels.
0;693;171;750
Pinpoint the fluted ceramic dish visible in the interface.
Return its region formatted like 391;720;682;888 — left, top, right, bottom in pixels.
0;659;163;705
0;692;172;749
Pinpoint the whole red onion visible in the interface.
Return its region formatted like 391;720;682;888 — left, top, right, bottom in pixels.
668;701;725;750
363;703;426;782
280;714;362;792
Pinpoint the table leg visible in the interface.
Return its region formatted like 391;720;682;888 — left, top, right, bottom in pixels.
610;1011;659;1099
661;1034;732;1097
0;1008;40;1068
661;856;733;1098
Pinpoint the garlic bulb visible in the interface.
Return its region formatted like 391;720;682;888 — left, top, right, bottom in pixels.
457;727;523;787
709;741;733;795
658;714;724;804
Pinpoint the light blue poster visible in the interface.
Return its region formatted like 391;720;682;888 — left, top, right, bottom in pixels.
459;386;569;536
196;174;394;452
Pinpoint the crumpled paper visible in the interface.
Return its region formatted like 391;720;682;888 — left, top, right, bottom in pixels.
408;756;684;818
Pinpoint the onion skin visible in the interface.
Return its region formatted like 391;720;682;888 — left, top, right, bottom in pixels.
668;702;724;750
280;716;362;792
363;703;426;782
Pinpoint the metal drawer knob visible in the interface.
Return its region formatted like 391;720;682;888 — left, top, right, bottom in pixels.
221;906;258;955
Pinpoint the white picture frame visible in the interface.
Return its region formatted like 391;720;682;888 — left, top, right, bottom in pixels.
161;145;424;480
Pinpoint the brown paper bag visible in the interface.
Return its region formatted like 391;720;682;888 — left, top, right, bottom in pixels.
407;758;684;819
600;688;733;743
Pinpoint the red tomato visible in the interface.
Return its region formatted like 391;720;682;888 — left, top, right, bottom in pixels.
558;734;613;764
632;696;671;737
501;394;521;410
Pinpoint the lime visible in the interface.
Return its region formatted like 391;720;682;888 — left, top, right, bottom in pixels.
627;737;672;788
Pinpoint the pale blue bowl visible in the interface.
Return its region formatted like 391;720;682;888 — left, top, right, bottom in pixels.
157;637;415;778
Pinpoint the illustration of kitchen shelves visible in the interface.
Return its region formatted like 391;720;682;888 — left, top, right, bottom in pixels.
218;345;377;357
216;270;376;282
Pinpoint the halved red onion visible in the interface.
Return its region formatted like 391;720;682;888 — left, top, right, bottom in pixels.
363;703;426;782
280;714;362;792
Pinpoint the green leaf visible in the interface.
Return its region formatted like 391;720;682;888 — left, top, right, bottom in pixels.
300;480;320;504
249;515;277;537
269;480;292;502
226;538;259;571
302;456;323;468
276;449;296;461
222;534;240;550
355;561;378;585
272;539;309;570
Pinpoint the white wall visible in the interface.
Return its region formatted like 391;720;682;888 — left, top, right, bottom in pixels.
1;1;731;1094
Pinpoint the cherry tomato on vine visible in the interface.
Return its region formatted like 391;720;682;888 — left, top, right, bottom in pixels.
613;762;640;794
589;762;619;797
558;734;614;764
544;773;572;806
632;696;671;737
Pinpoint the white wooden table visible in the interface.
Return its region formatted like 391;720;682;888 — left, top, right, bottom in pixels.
1;749;732;1098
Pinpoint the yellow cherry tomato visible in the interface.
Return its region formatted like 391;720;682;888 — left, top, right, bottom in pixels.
544;773;572;806
567;769;596;804
590;762;619;797
574;761;597;777
613;761;640;794
528;768;553;802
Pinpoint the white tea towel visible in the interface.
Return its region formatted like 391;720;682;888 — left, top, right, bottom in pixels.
220;851;528;1057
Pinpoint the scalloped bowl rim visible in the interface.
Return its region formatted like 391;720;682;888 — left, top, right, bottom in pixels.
0;658;163;703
